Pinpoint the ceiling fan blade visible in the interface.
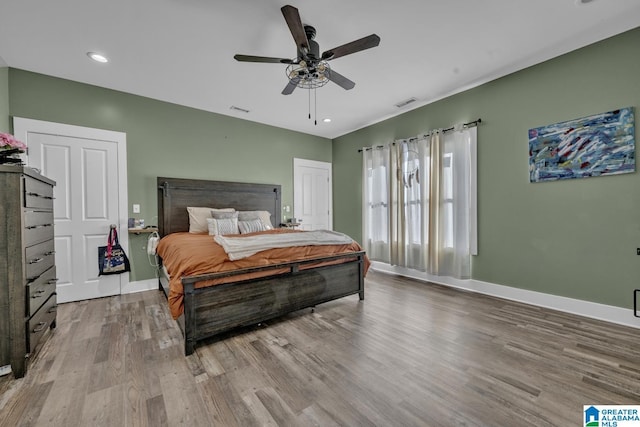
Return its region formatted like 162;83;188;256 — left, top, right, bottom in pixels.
321;34;381;61
234;54;292;64
282;77;300;95
328;69;355;90
281;5;310;55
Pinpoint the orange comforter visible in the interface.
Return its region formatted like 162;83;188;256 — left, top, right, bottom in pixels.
156;229;369;319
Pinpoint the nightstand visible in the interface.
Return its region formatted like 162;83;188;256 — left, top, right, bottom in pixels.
128;227;158;235
279;223;301;229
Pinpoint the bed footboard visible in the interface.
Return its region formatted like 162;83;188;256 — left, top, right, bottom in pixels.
181;251;365;355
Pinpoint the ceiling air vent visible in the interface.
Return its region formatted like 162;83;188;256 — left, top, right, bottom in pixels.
394;97;417;108
230;106;250;113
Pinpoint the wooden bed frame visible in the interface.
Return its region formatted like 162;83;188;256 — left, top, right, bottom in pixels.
157;177;366;355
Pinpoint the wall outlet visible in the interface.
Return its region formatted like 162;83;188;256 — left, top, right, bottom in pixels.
133;204;140;214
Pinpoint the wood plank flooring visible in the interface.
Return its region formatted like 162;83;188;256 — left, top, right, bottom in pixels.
1;270;639;426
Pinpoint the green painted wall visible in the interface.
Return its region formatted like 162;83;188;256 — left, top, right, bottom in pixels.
7;28;640;309
8;70;331;281
0;68;9;132
333;27;640;310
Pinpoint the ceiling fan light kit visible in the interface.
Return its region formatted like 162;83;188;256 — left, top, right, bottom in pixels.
285;59;330;91
234;4;381;103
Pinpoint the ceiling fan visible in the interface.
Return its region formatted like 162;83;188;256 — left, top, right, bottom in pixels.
234;5;381;95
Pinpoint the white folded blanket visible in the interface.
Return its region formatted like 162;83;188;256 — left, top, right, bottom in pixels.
214;230;354;260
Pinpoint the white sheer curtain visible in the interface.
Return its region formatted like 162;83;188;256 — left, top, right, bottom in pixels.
362;126;477;279
362;145;391;262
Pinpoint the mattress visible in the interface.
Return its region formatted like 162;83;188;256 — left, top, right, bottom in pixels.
157;229;369;318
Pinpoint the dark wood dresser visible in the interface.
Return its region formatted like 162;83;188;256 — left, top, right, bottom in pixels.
0;166;57;378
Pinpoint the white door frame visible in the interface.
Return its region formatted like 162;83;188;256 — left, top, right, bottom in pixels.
13;117;129;294
293;158;332;230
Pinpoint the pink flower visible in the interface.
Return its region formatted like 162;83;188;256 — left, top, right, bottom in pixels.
0;133;27;151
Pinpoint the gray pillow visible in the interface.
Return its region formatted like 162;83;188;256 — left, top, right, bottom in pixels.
237;210;273;229
211;210;239;220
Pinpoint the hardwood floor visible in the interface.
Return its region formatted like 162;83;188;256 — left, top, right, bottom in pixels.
1;270;639;426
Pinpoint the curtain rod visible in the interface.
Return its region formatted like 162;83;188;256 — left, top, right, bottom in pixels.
358;118;482;152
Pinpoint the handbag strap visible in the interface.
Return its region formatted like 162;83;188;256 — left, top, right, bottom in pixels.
111;227;119;246
107;227;118;257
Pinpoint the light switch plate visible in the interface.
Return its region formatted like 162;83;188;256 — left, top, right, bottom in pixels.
133;204;140;214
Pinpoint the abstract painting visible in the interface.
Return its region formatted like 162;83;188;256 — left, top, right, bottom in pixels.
528;107;635;182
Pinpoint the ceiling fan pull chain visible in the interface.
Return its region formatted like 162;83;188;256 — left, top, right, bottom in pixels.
308;89;311;120
314;88;317;126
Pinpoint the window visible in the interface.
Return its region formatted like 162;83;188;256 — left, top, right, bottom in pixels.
362;127;477;278
367;164;388;245
442;153;453;248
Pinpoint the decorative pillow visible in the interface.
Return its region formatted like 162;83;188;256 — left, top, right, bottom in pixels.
237;210;273;229
206;217;238;236
187;207;235;233
238;219;267;234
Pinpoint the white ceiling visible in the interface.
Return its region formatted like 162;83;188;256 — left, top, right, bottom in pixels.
1;0;639;139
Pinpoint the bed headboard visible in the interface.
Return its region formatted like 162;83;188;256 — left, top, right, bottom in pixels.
157;177;282;236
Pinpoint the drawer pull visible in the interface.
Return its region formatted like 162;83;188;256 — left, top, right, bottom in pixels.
26;224;53;230
48;278;59;284
28;257;43;264
48;305;58;313
31;290;46;298
44;251;56;256
26;192;54;200
32;322;48;333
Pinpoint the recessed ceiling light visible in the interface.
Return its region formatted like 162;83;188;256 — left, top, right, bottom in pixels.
323;118;331;123
87;52;108;63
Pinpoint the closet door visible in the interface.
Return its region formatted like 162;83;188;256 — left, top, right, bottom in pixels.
293;158;332;231
15;117;129;303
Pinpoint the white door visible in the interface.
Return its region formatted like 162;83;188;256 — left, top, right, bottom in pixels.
293;158;332;231
13;118;128;303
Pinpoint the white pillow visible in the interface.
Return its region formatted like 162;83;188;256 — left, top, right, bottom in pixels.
237;210;273;229
238;219;267;234
206;217;238;236
187;206;235;233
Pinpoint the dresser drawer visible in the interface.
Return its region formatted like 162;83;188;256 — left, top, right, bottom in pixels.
26;266;57;318
25;239;56;281
28;293;57;354
24;176;54;210
24;211;54;246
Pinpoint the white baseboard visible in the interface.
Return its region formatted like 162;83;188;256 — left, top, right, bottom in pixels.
123;278;159;294
0;364;11;377
370;261;640;329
